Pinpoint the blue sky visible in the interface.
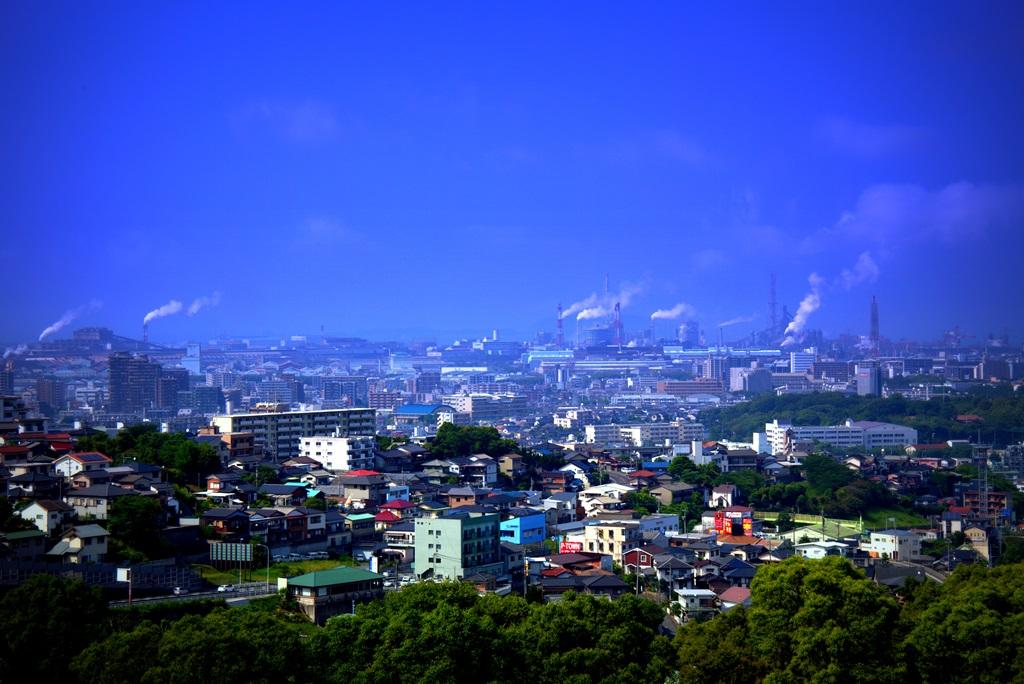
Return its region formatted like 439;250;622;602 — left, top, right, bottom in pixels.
3;2;1024;345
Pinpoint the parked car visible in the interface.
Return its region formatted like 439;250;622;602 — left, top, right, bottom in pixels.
217;584;235;593
173;587;188;595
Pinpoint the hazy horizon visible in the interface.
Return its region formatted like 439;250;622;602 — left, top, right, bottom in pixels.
4;3;1024;346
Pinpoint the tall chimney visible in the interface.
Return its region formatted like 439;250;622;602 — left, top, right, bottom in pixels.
556;303;564;347
143;323;149;344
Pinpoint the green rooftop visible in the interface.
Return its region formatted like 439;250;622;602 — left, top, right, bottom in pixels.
345;513;375;521
4;529;45;540
288;566;382;588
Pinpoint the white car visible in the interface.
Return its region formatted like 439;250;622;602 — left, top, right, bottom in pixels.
173;587;188;595
217;584;235;593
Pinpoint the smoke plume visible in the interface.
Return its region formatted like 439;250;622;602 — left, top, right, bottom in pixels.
564;282;644;321
781;273;824;346
719;314;757;328
143;300;183;325
3;344;28;359
838;251;880;290
38;300;102;341
188;291;222;316
650;302;697;321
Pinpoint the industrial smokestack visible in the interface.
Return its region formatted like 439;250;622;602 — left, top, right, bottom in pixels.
613;302;623;348
143;323;149;344
870;295;879;354
556;303;564;347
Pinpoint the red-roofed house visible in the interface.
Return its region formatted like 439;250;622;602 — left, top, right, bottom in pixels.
380;499;418;519
53;451;112;478
718;586;751;611
373;510;403;531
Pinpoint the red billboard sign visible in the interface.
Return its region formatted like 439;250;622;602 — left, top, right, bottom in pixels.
560;541;583;554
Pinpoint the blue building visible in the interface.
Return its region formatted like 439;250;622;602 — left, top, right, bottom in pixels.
393;404;456;432
499;507;547;546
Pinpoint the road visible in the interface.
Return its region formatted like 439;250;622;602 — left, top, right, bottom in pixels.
887;559;949;584
109;581;278;607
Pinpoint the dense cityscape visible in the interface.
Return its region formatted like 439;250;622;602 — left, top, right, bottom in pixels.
4;2;1024;683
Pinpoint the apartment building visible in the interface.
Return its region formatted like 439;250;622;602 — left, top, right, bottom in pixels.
210;407;375;461
299;431;376;472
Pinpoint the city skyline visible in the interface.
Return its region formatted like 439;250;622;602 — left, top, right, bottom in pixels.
4;3;1024;344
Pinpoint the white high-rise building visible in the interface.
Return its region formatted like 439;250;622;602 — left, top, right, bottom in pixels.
789;350;816;374
764;419;917;455
299;430;376;472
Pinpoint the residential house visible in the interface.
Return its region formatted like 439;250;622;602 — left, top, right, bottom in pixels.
65;483;138;519
286;567;384;625
676;588;719;621
7;470;60;499
796;541;851;559
258;483;308;507
864;530;922;561
498;453;525;478
52;451;112;478
460;454;498;487
499;507;547;546
19;499;74;536
540;572;629;599
650;482;699;507
340;471;389;508
718;586;752;612
46;524;108;564
202;508;251;538
582;521;642;562
0;529;47;559
710;485;737;508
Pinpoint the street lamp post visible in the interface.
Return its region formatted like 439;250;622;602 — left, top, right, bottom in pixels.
255;543;271;593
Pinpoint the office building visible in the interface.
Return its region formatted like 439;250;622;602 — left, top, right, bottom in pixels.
789;351;816;374
35;377;66;416
182;344;201;375
157;367;190;410
108;352;160;414
210;407;375;461
856;365;881;397
764;419;917;455
729;367;773;394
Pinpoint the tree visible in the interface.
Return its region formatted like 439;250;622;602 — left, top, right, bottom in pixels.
747;557;902;683
72;620;163;684
801;453;855;493
675;607;765;683
902;563;1024;683
0;575;109;681
668;455;697;481
625;490;659;515
140;609;309;684
429;422;519;458
108;495;166;559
